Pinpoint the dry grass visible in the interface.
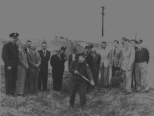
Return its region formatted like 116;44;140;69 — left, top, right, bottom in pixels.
1;72;154;116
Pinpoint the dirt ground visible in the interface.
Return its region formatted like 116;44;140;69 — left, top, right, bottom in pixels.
1;63;154;116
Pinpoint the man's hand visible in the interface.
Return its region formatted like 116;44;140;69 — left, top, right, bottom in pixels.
7;66;11;70
74;70;79;74
90;80;95;86
35;64;39;68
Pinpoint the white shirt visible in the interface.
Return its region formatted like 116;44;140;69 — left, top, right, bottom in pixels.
72;54;76;61
99;48;111;67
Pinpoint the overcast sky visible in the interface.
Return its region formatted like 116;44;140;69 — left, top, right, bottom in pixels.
0;0;154;45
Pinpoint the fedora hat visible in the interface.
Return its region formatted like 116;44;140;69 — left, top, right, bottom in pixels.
61;46;67;51
55;47;61;52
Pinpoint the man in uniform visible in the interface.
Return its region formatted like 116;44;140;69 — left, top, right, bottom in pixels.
69;52;95;108
2;33;19;96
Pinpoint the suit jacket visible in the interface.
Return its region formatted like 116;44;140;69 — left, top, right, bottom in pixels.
84;52;92;70
38;49;50;71
50;54;65;72
68;53;78;68
18;47;28;72
92;53;101;71
27;50;41;72
2;41;19;67
110;47;123;67
121;46;135;71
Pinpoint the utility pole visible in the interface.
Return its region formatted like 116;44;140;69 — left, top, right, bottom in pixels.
135;30;137;40
101;6;105;37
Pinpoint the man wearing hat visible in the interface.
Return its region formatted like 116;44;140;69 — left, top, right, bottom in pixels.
135;39;150;93
2;33;19;96
68;47;78;68
69;51;95;108
50;47;66;91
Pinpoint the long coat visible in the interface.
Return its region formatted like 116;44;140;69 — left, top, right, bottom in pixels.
18;48;28;72
2;41;19;67
110;47;123;67
50;54;66;72
16;47;28;94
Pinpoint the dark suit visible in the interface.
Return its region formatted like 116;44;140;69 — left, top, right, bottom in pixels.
68;53;78;68
38;49;50;91
91;53;101;85
50;53;67;91
2;41;19;95
27;51;41;93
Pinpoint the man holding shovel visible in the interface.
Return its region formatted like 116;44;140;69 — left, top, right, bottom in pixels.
69;51;95;108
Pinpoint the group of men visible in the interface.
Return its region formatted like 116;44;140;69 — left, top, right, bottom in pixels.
68;37;150;107
2;32;67;96
1;32;150;108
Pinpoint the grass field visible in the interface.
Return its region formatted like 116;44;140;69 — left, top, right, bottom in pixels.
1;70;154;116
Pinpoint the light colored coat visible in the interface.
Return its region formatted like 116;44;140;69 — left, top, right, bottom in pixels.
110;47;123;67
99;48;111;67
121;46;135;70
18;47;28;72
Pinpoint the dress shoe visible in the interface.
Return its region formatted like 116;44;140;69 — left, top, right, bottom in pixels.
145;90;149;93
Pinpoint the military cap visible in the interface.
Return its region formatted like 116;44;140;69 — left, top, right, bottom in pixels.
85;46;89;49
88;44;93;49
9;33;19;38
136;39;143;44
61;46;67;51
130;39;137;44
